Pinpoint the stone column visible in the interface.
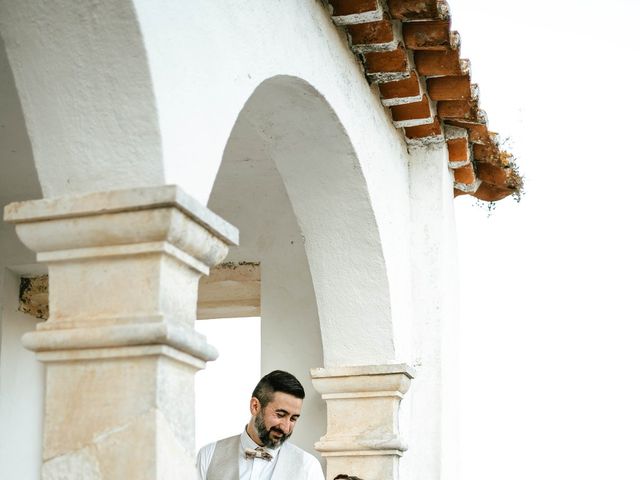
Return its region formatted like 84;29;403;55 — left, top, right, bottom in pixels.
3;185;237;480
311;364;414;480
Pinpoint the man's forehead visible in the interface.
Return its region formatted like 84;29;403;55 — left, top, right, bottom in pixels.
268;391;303;414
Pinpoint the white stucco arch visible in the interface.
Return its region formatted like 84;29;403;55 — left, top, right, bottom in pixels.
0;33;40;200
212;74;399;367
0;0;166;198
1;0;415;362
138;0;417;364
207;73;412;461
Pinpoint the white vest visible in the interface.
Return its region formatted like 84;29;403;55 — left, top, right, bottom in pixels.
206;435;307;480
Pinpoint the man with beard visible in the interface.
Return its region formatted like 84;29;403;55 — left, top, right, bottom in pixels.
196;370;324;480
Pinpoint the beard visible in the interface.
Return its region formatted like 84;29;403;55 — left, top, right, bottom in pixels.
254;410;291;449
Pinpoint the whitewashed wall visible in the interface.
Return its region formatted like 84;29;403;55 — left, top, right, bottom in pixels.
0;0;460;478
1;0;413;365
0;269;44;480
401;145;460;479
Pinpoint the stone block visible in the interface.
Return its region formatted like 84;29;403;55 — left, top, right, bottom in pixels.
311;364;414;480
3;186;236;479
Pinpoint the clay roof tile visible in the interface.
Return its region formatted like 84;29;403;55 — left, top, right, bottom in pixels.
326;0;523;203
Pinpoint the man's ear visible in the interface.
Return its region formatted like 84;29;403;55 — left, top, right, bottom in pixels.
249;397;260;416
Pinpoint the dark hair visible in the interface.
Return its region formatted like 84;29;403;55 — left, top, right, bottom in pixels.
252;370;305;407
334;476;364;480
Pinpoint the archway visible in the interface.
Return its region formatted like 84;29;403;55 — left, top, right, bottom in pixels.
203;75;398;460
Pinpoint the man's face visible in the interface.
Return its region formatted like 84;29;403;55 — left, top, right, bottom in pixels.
252;391;303;449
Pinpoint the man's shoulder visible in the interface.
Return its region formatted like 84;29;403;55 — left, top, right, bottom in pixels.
200;434;241;449
196;435;240;468
196;435;243;480
216;434;241;444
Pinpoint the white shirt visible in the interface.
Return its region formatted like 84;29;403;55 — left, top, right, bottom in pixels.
196;429;324;480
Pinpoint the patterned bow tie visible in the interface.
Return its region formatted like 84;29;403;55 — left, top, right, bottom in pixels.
244;447;273;461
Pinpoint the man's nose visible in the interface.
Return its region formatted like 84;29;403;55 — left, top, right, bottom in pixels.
280;418;293;434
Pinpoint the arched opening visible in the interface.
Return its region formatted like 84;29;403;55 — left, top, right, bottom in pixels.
196;75;398;463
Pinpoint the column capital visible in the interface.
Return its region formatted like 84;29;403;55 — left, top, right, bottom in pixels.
4;185;237;364
4;185;238;274
311;363;415;398
311;363;415;480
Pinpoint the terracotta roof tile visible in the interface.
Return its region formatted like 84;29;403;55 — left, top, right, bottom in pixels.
403;20;452;50
404;116;442;139
427;75;472;100
347;16;395;46
329;0;383;25
446;120;490;143
472;182;514;202
437;99;478;121
476;162;510;187
453;162;476;185
364;46;408;75
390;94;433;127
387;0;450;21
473;142;501;163
447;138;471;168
326;0;523;202
329;0;379;16
378;71;423;106
415;49;465;76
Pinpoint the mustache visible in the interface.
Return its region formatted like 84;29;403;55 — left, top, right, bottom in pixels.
270;427;288;437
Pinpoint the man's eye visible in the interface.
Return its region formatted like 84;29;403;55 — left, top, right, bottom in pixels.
276;412;285;418
291;417;299;422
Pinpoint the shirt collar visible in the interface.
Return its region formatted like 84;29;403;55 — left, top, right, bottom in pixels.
241;426;281;458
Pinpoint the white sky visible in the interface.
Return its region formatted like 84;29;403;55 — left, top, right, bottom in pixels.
452;1;640;479
195;317;261;448
195;1;640;479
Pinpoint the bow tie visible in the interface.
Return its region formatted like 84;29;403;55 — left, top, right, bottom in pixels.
244;447;273;461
